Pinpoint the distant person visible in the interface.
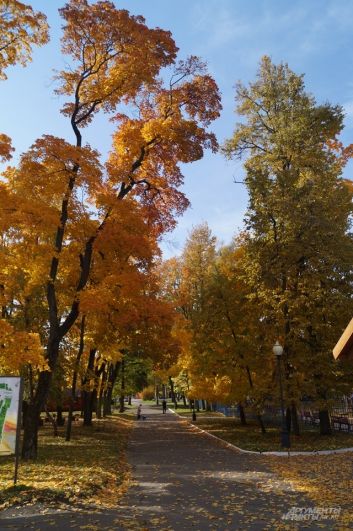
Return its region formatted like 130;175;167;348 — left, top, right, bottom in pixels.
137;404;142;420
162;399;167;414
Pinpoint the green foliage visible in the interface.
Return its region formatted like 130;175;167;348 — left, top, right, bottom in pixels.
224;56;353;407
159;58;353;418
113;355;152;398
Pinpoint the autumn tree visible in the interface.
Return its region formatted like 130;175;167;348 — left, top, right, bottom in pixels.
0;1;48;160
0;0;48;377
77;238;179;426
113;355;151;404
163;229;271;430
0;1;49;377
0;0;48;79
0;0;221;458
178;224;218;402
160;225;221;405
205;243;273;430
224;56;353;434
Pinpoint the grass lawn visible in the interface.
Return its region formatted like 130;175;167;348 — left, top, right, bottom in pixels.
0;415;133;511
113;403;138;420
193;417;353;452
171;406;224;418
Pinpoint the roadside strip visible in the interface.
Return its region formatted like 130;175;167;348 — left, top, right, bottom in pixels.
168;408;353;457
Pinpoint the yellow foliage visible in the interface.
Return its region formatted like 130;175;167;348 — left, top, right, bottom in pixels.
0;0;49;80
0;133;14;161
141;385;155;401
188;375;232;403
0;1;221;459
0;319;44;373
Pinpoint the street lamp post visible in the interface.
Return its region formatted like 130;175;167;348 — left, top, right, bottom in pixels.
192;399;197;421
273;341;290;449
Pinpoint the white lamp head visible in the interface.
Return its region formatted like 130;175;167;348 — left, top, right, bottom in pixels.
273;341;283;357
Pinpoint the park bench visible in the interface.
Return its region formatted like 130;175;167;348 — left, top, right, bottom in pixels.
331;415;351;432
302;410;319;425
302;411;312;423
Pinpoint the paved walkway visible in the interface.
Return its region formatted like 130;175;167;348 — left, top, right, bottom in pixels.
0;403;336;530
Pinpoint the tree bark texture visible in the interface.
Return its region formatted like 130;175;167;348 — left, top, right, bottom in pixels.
82;348;97;426
319;409;332;435
66;316;85;441
238;403;247;425
119;358;125;413
291;402;300;435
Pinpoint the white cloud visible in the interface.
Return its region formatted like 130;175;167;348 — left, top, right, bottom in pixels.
191;1;252;50
190;0;353;66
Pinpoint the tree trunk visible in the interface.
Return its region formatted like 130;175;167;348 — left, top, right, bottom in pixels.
82;348;97;426
119;395;124;413
103;361;120;416
319;409;332;435
90;389;97;421
103;385;113;416
66;402;74;441
291;402;300;435
119;357;125;413
66;316;85;441
45;406;58;437
28;364;34;402
128;395;132;406
103;388;112;416
21;164;77;458
22;400;28;429
286;406;291;433
257;414;266;434
238;403;247;425
22;369;53;459
56;405;64;426
182;394;187;407
96;395;102;419
82;390;93;426
96;365;107;419
244;365;266;433
169;376;177;408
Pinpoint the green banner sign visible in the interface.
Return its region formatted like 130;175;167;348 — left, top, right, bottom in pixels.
0;377;21;456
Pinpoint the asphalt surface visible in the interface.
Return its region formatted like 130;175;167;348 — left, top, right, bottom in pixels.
0;402;338;530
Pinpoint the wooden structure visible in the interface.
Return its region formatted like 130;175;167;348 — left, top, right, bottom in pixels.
333;318;353;360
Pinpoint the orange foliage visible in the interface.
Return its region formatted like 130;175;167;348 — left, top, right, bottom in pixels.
0;0;49;80
0;319;44;374
0;1;221;459
0;134;14;161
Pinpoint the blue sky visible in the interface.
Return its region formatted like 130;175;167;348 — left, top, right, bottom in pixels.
2;0;353;257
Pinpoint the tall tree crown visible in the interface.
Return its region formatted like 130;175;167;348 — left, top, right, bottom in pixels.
224;56;343;176
0;0;49;80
